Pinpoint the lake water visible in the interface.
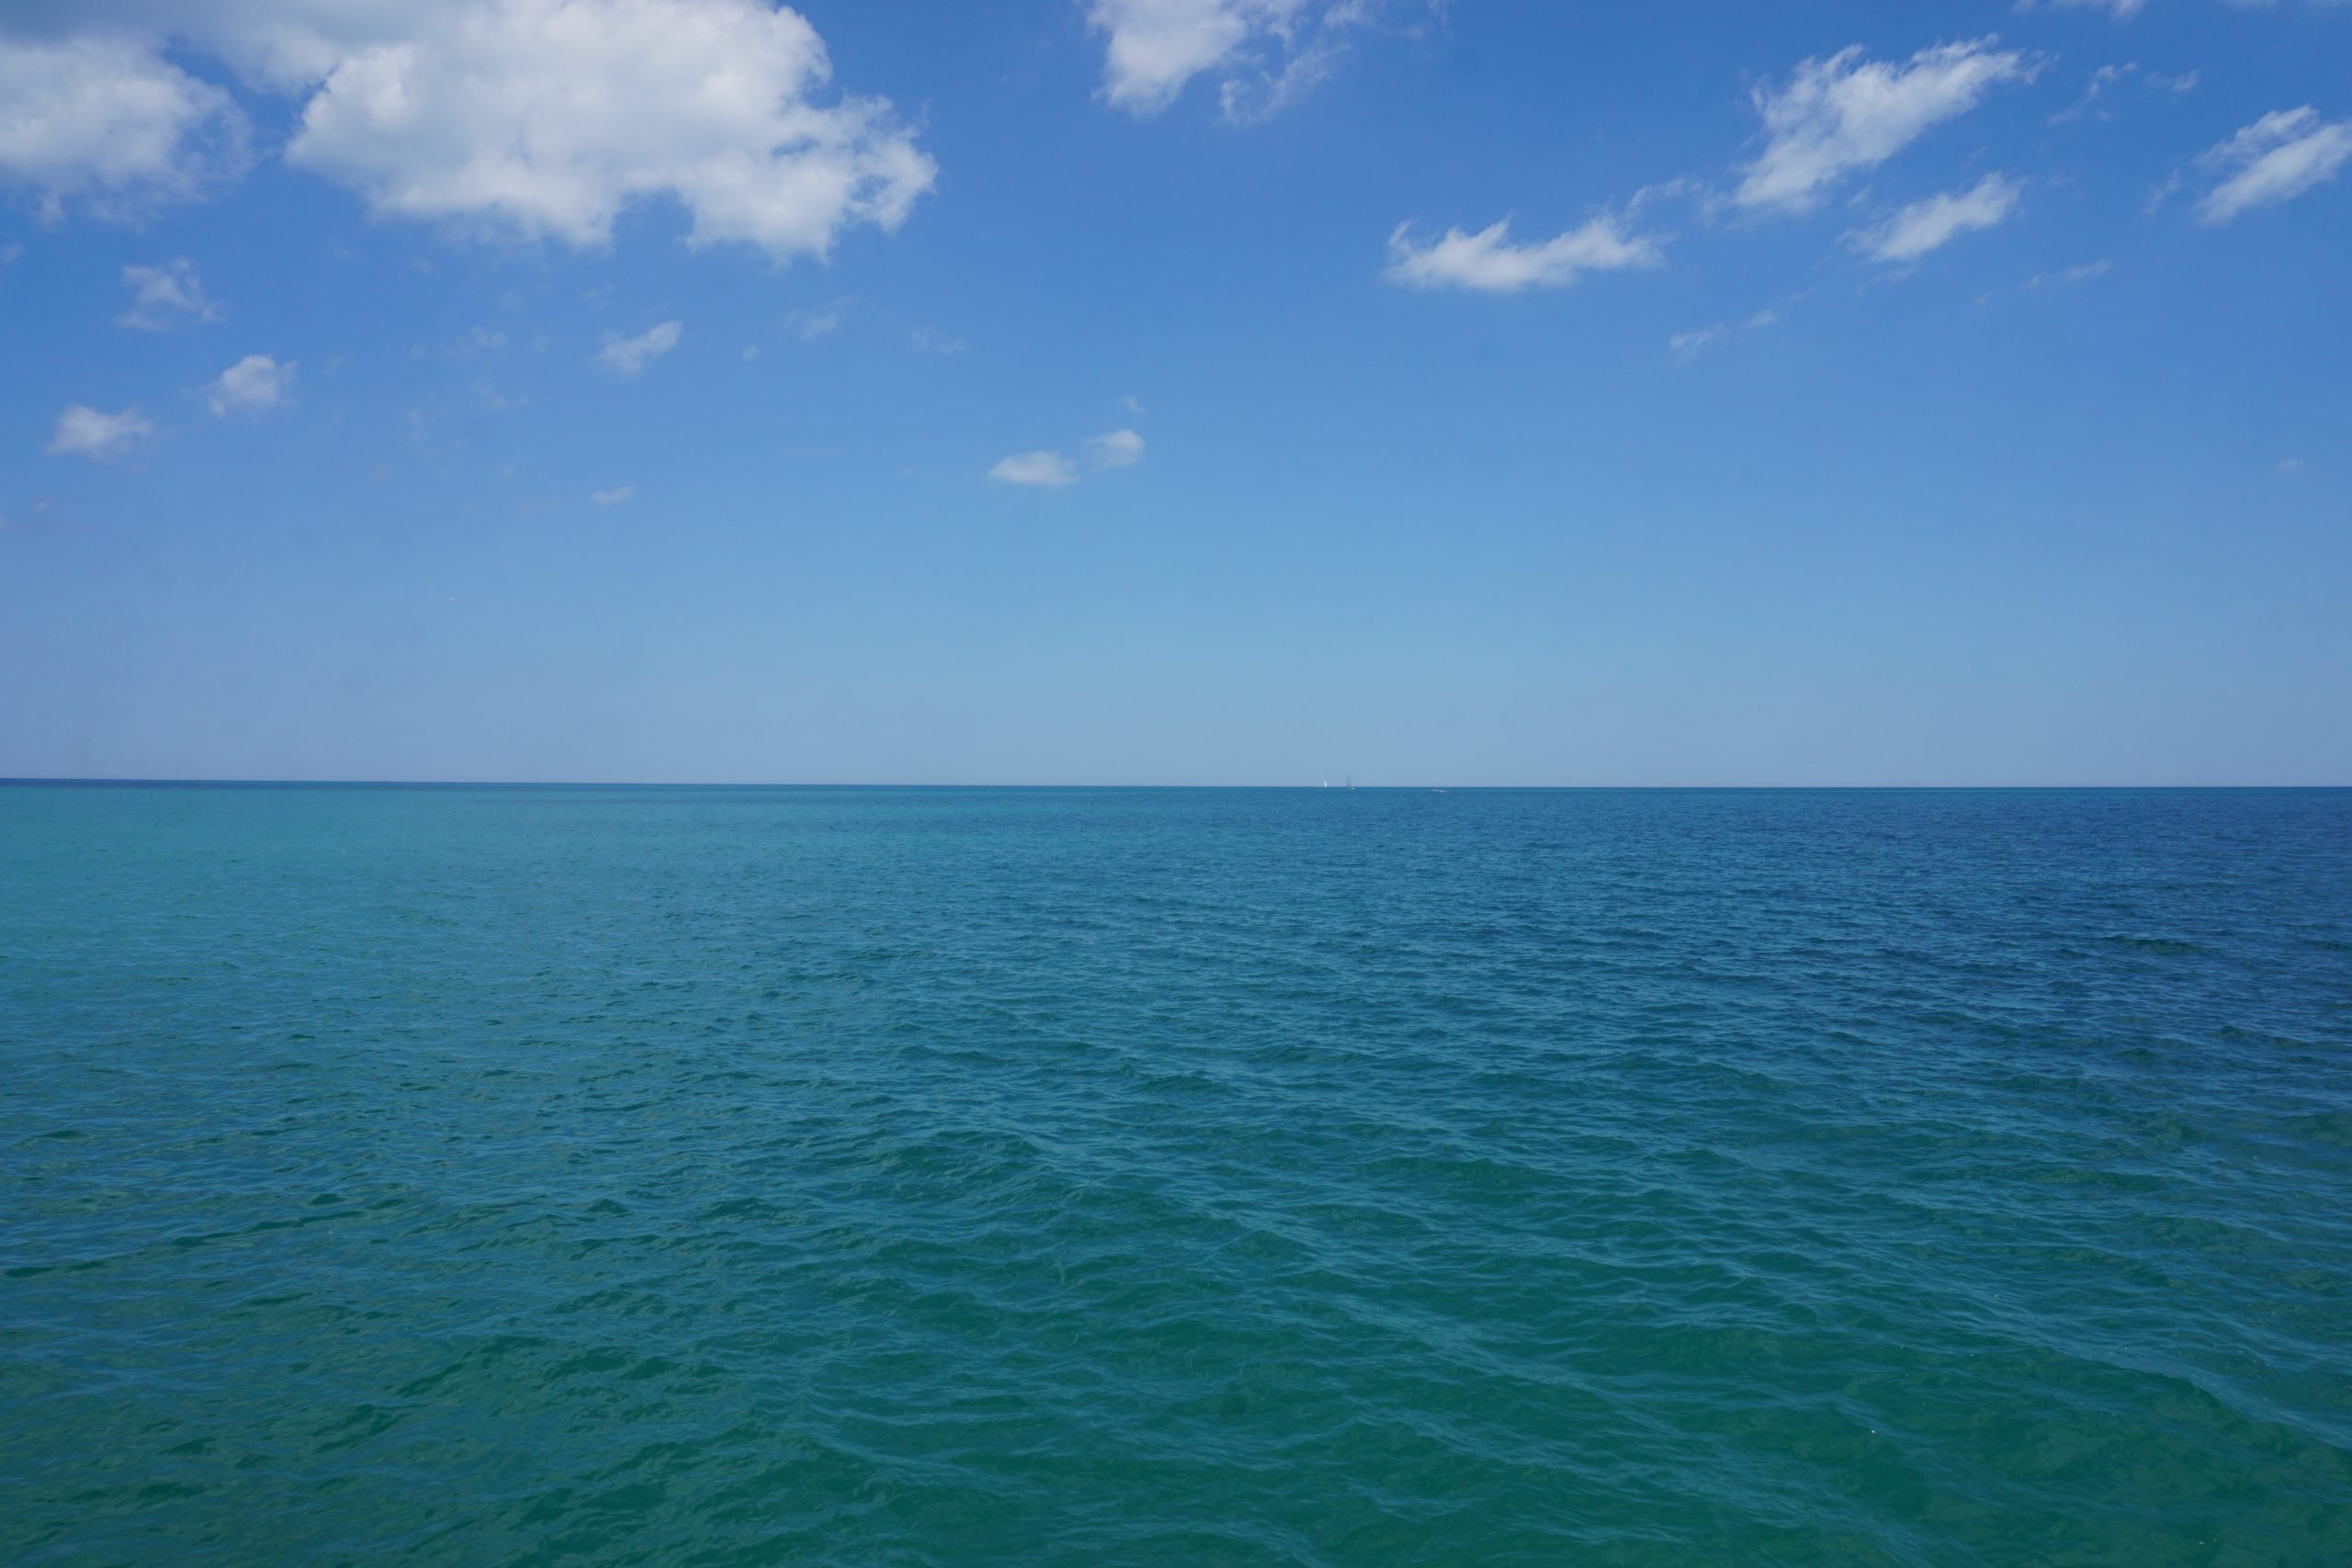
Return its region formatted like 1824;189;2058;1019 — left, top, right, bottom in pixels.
5;785;2348;1564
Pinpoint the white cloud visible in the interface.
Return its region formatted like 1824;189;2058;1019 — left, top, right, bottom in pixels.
1088;0;1301;116
0;30;248;218
989;451;1080;487
205;354;296;416
1668;308;1782;363
786;303;843;338
1089;428;1145;469
1385;215;1662;293
1668;326;1726;362
591;484;636;505
1850;173;2023;263
0;2;933;261
119;257;220;329
1085;0;1415;121
2196;107;2352;223
1737;39;2035;213
2032;0;2146;17
597;320;683;374
47;403;155;459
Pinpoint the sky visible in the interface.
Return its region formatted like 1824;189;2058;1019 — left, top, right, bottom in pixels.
2;0;2347;786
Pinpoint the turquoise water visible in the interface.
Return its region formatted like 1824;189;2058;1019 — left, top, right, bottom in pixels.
4;785;2349;1566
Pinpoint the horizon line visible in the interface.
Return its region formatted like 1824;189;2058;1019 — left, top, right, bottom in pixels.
5;778;2347;792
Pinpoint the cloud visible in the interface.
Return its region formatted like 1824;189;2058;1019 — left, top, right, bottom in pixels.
1668;326;1727;362
205;354;296;416
1849;173;2023;263
597;320;683;374
119;257;220;329
989;451;1080;487
1085;0;1416;121
0;30;248;219
2030;0;2146;17
1668;308;1781;363
1385;214;1663;293
2051;62;2197;124
2044;259;2112;285
47;403;155;459
590;484;636;505
1736;39;2035;213
786;302;844;338
0;1;933;261
1088;428;1145;469
2196;107;2352;223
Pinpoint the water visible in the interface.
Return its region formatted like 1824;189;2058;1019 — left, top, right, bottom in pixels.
3;785;2348;1566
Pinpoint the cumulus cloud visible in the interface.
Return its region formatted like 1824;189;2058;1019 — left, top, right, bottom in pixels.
0;2;933;260
597;320;683;374
591;484;636;505
2196;107;2352;224
47;403;155;460
205;354;296;416
1385;215;1662;293
119;257;220;329
1088;428;1145;469
1849;173;2023;263
989;451;1080;487
1085;0;1416;121
1737;39;2035;213
0;30;248;219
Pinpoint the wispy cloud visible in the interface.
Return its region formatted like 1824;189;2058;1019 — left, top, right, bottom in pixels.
590;484;636;506
988;451;1080;488
2196;107;2352;224
1849;174;2024;264
47;404;155;460
786;302;845;339
1385;214;1663;293
1736;39;2035;213
1669;310;1781;364
2026;0;2146;18
2030;259;2112;288
2052;62;2197;124
119;257;221;330
596;320;683;375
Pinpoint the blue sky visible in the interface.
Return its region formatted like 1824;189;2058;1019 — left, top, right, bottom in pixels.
2;0;2346;784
